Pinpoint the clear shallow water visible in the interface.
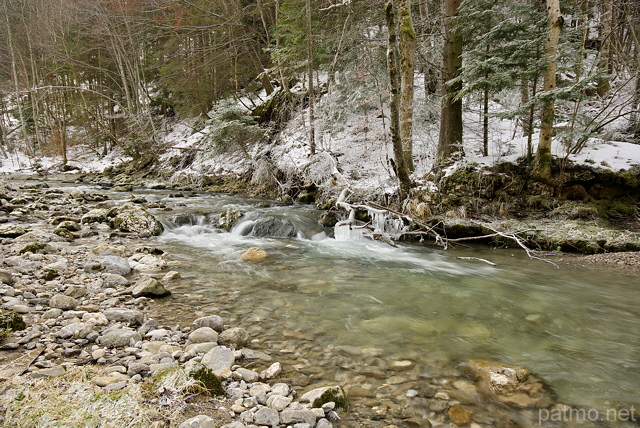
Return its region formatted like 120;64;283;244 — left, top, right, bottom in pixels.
43;182;639;415
136;191;640;413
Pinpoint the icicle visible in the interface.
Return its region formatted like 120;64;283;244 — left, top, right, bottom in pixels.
334;222;365;241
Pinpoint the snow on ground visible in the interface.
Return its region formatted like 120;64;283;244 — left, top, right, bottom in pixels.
2;90;639;190
0;145;129;175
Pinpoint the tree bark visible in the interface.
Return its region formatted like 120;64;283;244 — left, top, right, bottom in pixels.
306;0;316;155
398;0;415;171
533;0;562;181
385;0;411;200
597;0;613;97
437;0;463;163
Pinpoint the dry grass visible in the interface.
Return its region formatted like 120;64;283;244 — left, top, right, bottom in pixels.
0;365;218;427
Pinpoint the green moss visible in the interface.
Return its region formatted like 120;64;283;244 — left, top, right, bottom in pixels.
18;243;49;255
189;368;224;396
312;387;348;412
0;310;26;332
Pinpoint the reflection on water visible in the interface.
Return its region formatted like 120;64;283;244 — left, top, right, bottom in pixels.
134;191;640;414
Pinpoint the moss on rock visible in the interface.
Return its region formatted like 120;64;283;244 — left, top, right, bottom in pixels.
189;367;225;396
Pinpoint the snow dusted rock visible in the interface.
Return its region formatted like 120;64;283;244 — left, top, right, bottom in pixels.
192;315;224;333
240;247;267;261
84;255;131;276
254;407;280;426
100;328;142;348
187;327;218;344
131;277;170;298
49;294;79;311
219;327;249;348
201;346;234;376
103;308;145;326
178;415;217;428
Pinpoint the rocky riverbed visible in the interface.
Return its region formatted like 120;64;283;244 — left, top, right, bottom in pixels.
0;176;632;428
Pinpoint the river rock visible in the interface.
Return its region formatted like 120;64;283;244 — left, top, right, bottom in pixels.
201;346;234;376
103;308;145;326
254;407;280;426
300;386;347;410
29;365;66;379
128;253;167;272
90;243;127;258
235;367;259;383
218;327;249;347
85;256;131;276
260;362;282;380
102;273;129;287
0;224;26;238
100;328;142;348
50;294;79;310
240;247;267;261
448;404;472;426
192;315;224;332
0;269;14;285
466;359;553;408
64;285;87;298
267;394;293;411
187;327;218;344
58;322;93;339
131;277;170;298
246;216;297;238
110;208;164;237
179;415;217;428
279;408;318;426
57;220;81;231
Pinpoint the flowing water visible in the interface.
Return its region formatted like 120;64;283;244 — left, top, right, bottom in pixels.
48;183;640;423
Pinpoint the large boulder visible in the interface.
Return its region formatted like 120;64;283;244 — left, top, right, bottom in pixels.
244;216;297;238
110;208;164;237
465;360;554;408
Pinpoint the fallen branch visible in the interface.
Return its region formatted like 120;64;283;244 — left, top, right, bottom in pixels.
456;256;497;266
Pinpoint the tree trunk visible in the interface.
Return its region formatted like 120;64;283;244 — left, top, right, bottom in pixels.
437;0;463;163
533;0;562;181
398;0;415;171
306;0;316;155
597;0;613;97
3;1;32;158
385;0;411;200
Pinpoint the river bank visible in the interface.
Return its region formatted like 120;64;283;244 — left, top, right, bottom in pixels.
1;175;638;427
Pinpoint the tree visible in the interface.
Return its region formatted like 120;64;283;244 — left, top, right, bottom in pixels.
437;0;463;163
385;0;411;200
398;0;415;171
533;0;562;181
306;0;316;155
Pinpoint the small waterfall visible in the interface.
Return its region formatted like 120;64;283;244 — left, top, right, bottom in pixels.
334;209;406;242
232;219;256;236
334;222;366;241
